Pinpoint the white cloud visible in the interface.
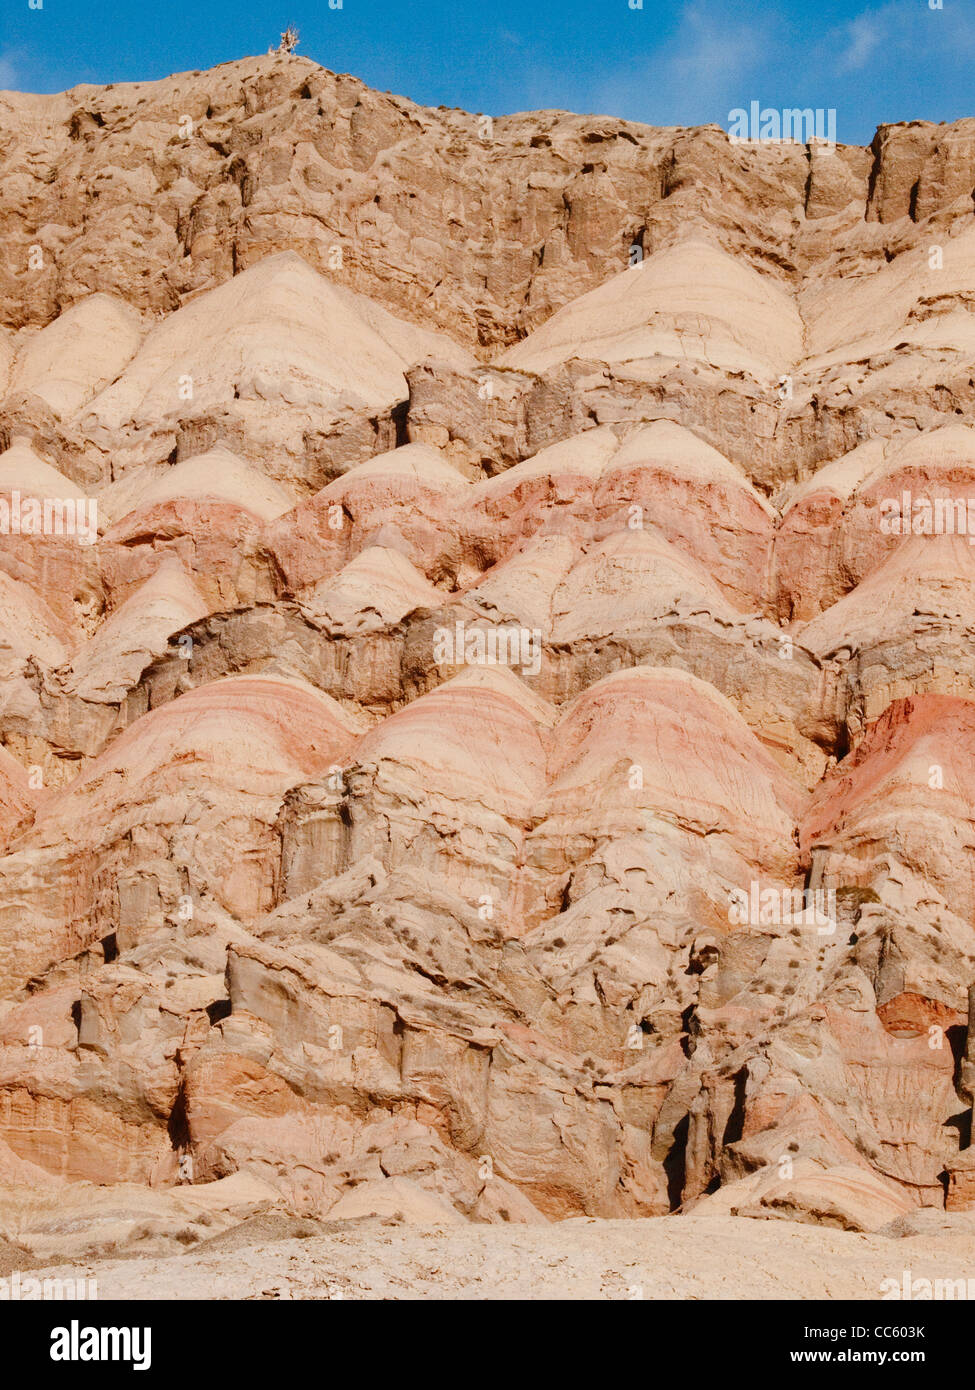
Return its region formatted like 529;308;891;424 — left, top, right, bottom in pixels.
0;51;19;90
591;1;773;127
668;1;762;94
826;0;975;73
571;0;972;140
837;13;883;72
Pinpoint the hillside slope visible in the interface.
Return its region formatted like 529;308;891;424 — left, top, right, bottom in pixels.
0;56;975;1272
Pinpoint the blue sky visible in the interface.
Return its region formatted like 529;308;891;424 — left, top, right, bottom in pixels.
1;0;972;145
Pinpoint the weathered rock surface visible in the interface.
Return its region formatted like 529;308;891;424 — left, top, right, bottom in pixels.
0;54;975;1249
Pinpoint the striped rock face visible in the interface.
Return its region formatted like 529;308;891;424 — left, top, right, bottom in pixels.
0;53;974;1242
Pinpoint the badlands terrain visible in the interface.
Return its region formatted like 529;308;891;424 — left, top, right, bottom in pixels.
1;52;975;1296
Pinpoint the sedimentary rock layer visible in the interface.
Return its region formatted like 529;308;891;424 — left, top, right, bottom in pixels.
0;54;974;1236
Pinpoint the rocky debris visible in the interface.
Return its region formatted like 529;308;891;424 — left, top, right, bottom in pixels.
13;1205;975;1299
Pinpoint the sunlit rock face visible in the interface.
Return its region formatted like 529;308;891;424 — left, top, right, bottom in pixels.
0;54;974;1236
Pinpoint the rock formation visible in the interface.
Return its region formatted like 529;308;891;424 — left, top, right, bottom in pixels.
0;52;974;1245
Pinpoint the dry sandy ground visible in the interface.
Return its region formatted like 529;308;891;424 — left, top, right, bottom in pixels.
20;1211;975;1300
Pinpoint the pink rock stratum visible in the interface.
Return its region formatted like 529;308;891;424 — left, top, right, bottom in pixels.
1;52;975;1298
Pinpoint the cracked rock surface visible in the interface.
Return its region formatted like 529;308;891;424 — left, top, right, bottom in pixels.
1;54;975;1274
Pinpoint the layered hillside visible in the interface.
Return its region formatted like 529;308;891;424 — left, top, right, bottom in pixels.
1;54;975;1244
